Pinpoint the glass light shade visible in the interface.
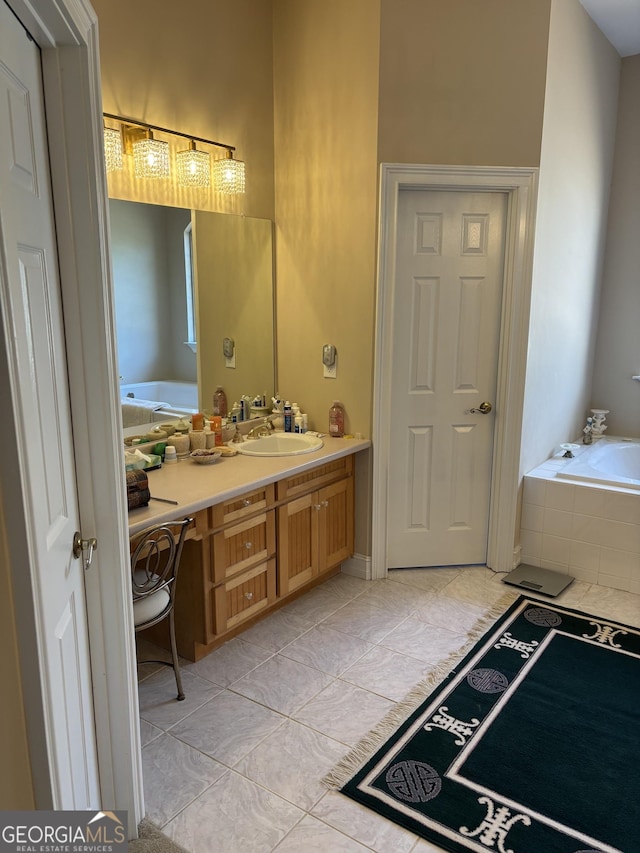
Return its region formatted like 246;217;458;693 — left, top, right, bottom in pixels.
212;152;245;194
133;136;170;178
176;145;210;187
103;126;123;171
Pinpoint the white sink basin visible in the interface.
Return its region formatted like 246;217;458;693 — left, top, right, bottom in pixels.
234;432;323;456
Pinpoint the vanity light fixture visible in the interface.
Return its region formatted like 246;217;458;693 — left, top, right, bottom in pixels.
103;125;123;172
212;149;246;195
176;140;211;187
102;113;243;192
132;129;170;179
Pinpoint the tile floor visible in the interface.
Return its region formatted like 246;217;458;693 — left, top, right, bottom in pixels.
136;566;640;852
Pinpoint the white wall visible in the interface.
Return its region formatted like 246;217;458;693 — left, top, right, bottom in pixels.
591;55;640;437
520;0;620;475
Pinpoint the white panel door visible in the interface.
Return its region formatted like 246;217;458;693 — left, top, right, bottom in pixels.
387;189;507;568
0;0;99;807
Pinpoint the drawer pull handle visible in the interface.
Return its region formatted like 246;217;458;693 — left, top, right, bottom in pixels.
242;499;251;507
313;504;321;511
245;592;254;600
321;500;329;507
245;542;253;550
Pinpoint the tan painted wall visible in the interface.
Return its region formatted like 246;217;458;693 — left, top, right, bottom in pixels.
272;0;381;439
272;0;381;555
93;0;275;221
0;511;35;807
591;55;640;437
194;212;275;410
377;0;551;166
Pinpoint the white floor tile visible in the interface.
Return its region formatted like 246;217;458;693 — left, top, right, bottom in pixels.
170;690;285;766
138;668;221;730
163;771;303;853
274;814;370;852
279;624;373;676
340;645;432;702
235;719;346;810
312;789;418;852
183;637;273;688
378;617;468;666
142;733;226;827
293;680;394;746
230;654;333;716
387;566;461;593
139;718;163;748
239;609;315;652
322;596;411;643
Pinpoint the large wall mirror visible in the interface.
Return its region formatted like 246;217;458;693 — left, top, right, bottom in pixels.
110;199;275;426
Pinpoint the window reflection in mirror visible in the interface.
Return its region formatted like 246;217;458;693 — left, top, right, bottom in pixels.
109;199;275;428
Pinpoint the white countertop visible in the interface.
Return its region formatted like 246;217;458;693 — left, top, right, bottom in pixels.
127;436;371;534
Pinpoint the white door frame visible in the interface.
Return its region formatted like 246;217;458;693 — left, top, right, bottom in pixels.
3;0;142;831
372;164;538;580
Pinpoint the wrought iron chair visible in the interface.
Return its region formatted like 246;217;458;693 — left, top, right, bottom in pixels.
130;517;193;701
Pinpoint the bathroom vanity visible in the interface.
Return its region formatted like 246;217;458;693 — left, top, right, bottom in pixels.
128;437;370;660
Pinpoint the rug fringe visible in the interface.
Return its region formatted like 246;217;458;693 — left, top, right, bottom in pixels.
322;590;518;790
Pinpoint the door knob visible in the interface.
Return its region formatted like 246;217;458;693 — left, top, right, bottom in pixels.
469;401;492;415
73;532;97;571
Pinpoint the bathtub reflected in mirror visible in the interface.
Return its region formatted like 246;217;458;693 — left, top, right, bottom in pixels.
120;380;198;429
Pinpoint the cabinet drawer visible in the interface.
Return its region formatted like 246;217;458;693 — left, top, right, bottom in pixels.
212;559;276;633
212;510;276;584
276;454;352;501
209;484;275;529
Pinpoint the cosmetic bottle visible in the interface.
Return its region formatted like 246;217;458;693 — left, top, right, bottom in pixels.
329;401;345;438
213;386;227;418
284;401;293;433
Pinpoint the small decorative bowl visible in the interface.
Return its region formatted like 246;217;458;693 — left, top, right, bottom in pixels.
190;449;222;465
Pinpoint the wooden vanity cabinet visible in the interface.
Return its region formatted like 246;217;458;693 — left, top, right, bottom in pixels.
150;454;354;661
277;469;354;596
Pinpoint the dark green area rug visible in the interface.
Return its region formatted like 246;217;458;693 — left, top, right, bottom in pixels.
326;596;639;853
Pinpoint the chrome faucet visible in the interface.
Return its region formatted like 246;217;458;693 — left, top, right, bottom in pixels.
247;417;274;439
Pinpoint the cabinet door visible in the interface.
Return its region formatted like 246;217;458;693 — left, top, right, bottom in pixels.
277;492;318;596
319;476;354;571
212;558;276;634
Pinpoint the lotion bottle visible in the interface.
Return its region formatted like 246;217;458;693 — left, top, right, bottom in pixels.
329;400;345;438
